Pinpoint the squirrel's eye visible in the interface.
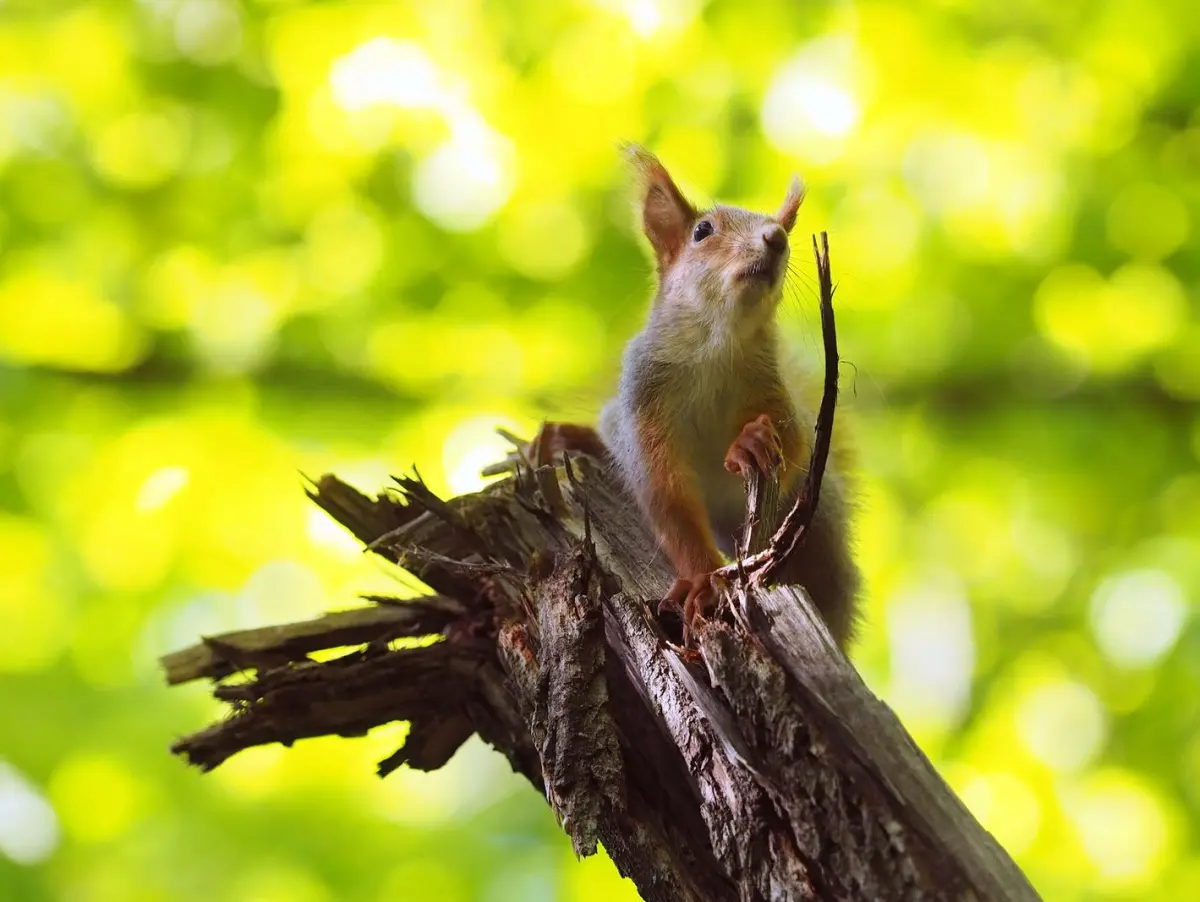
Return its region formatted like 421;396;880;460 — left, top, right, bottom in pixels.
692;220;714;242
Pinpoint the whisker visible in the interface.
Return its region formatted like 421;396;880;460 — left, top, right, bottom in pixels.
786;260;820;295
783;265;820;322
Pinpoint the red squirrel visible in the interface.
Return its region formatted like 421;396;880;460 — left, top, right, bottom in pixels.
530;146;860;648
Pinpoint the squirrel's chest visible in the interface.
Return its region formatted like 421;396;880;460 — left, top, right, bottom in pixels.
672;383;759;514
675;399;740;460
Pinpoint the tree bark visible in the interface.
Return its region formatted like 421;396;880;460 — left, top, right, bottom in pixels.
163;234;1040;901
163;458;1039;901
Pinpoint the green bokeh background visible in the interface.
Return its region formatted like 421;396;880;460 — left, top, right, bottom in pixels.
1;0;1198;900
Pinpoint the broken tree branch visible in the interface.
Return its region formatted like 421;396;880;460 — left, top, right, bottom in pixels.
161;597;468;685
163;234;1040;902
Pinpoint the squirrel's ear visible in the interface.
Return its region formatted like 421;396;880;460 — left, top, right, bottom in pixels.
624;144;696;272
776;175;807;233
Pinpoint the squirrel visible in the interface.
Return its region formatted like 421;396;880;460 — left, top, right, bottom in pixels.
528;146;860;649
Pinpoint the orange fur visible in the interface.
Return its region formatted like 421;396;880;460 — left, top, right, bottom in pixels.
634;410;723;580
529;422;608;467
775;175;807;233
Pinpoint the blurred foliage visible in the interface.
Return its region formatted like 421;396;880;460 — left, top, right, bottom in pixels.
0;0;1198;899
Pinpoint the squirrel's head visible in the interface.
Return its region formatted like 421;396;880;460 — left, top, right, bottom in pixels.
626;145;805;342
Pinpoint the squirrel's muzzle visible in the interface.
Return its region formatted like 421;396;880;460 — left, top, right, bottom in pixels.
737;223;789;285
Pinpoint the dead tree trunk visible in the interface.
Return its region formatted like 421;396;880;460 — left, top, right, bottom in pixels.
162;237;1040;902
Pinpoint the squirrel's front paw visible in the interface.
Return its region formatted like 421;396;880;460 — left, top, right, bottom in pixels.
528;422;607;468
661;573;718;646
724;414;783;478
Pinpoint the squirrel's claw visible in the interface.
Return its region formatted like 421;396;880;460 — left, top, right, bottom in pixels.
724;445;756;477
658;580;687;616
724;414;784;478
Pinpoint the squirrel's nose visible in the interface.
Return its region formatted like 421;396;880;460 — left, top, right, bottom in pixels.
760;223;787;256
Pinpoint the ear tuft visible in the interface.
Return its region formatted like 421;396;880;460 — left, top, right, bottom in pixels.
776;175;807;233
622;143;696;274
